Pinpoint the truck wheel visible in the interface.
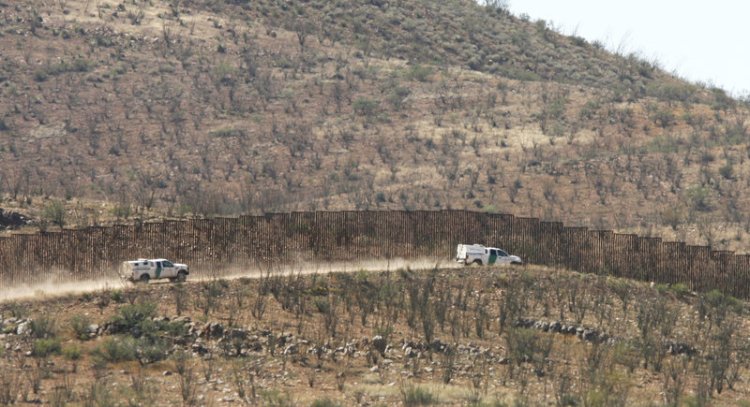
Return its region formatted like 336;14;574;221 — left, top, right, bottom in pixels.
473;260;483;266
139;274;150;284
176;271;187;283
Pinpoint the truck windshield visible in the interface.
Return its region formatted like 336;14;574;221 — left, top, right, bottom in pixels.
163;261;173;267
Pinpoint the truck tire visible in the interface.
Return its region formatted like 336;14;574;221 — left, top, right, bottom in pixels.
473;259;483;266
175;271;187;283
139;274;150;284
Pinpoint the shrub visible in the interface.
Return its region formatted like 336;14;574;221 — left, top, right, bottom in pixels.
685;187;711;212
660;207;683;230
699;289;741;326
173;351;197;405
310;398;343;407
669;283;691;299
406;64;433;82
69;314;92;340
646;82;696;102
32;338;61;357
110;290;124;303
719;163;734;180
260;389;295;406
138;338;169;364
401;385;437;406
62;344;82;361
109;302;157;336
91;337;138;363
352;97;380;117
42;200;66;229
387;86;411;110
33;58;93;82
650;106;676;128
31;316;58;339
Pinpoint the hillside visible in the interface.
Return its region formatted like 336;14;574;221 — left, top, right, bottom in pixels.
1;0;750;250
1;266;749;405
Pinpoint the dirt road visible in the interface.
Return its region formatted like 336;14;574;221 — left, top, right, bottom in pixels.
0;258;461;302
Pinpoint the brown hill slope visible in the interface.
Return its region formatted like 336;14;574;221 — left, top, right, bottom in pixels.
1;266;749;405
0;0;749;250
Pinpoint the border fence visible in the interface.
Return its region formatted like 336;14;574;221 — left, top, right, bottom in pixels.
0;210;748;298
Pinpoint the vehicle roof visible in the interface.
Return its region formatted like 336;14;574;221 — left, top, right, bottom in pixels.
464;245;507;251
127;258;169;263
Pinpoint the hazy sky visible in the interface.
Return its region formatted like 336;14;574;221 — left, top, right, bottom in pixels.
506;1;749;96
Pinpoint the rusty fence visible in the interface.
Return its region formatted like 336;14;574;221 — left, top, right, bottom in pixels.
0;210;748;298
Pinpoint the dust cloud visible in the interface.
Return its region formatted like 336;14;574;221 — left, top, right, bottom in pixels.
0;258;461;303
0;278;128;302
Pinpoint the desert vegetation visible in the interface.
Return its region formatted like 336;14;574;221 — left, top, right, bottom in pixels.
0;0;749;252
0;265;749;405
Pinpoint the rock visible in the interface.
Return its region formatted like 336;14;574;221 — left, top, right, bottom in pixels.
430;339;447;353
163;370;173;376
246;339;263;352
196;322;210;338
209;323;224;338
174;316;191;324
277;333;294;347
666;342;697;356
283;344;298;355
582;329;597;342
404;347;418;358
16;321;31;336
192;343;209;355
87;324;99;334
226;329;248;340
372;335;387;355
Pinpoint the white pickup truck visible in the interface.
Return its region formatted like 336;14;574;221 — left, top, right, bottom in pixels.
456;244;522;266
119;258;189;283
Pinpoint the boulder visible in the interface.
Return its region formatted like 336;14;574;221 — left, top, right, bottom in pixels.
16;321;31;336
372;335;387;355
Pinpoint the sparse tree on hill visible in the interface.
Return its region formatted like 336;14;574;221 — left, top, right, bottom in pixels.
43;200;66;230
